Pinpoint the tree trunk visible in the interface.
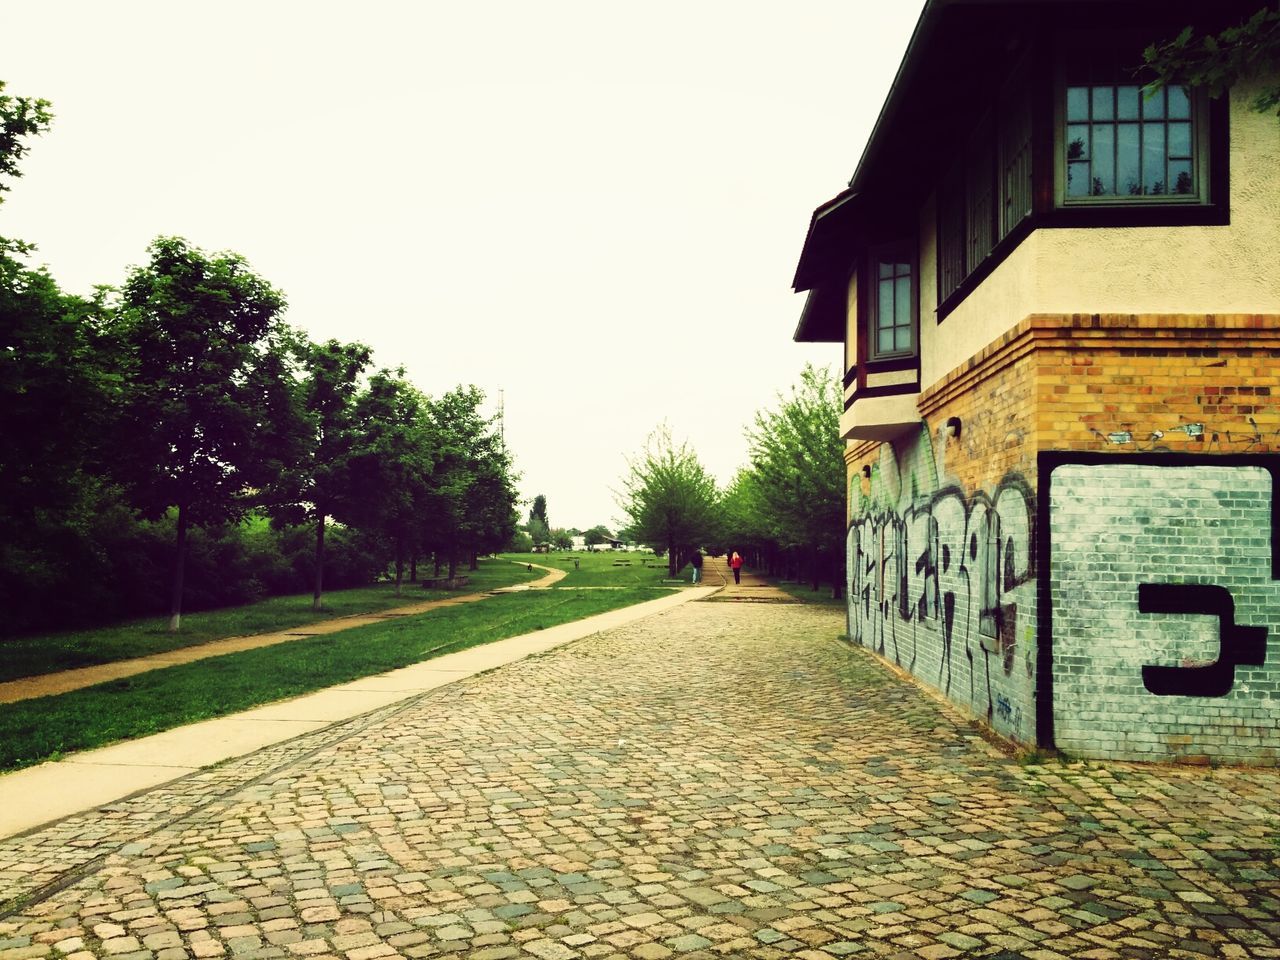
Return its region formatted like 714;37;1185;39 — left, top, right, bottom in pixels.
830;550;844;600
168;501;189;632
811;545;820;592
469;552;478;571
448;555;458;579
394;538;404;595
434;555;442;576
410;556;417;582
312;512;326;611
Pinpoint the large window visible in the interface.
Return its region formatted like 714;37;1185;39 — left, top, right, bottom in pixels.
938;58;1033;307
871;256;914;359
1063;83;1200;201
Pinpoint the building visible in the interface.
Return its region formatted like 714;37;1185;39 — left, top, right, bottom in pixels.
792;0;1280;764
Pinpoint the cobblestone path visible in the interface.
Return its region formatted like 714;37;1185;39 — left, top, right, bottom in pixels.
3;603;1280;959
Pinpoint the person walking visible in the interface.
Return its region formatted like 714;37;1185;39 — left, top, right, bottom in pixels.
730;550;743;585
690;549;703;584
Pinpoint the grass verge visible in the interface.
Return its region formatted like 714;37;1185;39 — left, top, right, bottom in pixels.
502;551;681;587
772;580;847;606
0;586;670;772
0;559;541;683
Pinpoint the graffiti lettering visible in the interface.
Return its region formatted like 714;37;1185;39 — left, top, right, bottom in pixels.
1139;583;1268;697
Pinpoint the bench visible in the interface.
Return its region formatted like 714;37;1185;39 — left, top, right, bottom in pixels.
612;560;631;566
422;575;470;590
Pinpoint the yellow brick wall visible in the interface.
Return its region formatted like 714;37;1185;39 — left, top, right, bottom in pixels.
846;313;1280;518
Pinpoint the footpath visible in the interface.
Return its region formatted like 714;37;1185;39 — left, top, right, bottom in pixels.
0;582;718;839
0;564;567;707
5;599;1280;958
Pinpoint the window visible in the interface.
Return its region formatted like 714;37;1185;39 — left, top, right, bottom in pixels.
871;256;915;359
1056;42;1210;207
1063;83;1200;201
938;57;1033;307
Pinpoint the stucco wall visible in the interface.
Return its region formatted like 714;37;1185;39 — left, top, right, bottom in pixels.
916;81;1280;395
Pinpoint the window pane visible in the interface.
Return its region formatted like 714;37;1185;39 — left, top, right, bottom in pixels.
894;276;910;329
1067;161;1090;197
1091;124;1114;194
1091;86;1114;121
878;262;893;279
878;278;894;331
896;326;912;352
1168;85;1191;119
1066;124;1089;161
895;262;910;278
1067;86;1089;121
1117;123;1141;195
1143;122;1166;194
1170;159;1194;195
1143;86;1165;119
878;329;894;354
1117;85;1140;120
1168;121;1191;158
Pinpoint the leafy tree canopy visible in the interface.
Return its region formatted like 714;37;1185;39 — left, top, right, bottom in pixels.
617;424;720;575
1144;5;1280;118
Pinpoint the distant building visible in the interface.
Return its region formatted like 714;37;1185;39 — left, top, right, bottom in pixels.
792;0;1280;764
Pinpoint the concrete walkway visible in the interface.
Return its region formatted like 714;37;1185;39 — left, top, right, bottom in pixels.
0;585;714;840
0;564;567;707
5;599;1280;958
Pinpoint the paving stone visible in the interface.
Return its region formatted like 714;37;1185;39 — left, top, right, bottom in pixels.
5;604;1280;959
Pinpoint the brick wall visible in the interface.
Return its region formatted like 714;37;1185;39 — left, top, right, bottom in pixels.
844;313;1280;760
1050;461;1280;765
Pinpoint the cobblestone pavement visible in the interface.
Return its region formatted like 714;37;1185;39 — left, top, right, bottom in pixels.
3;602;1280;959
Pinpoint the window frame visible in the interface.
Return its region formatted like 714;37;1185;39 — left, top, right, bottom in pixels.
1053;70;1211;209
867;245;918;362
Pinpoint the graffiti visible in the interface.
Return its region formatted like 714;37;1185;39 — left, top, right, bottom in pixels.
1139;583;1268;697
848;431;1035;737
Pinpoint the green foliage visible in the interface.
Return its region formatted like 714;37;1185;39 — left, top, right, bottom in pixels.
727;364;845;595
530;494;549;529
1144;6;1280;118
617;424;720;575
551;528;574;550
583;524;613;546
0;80;52;203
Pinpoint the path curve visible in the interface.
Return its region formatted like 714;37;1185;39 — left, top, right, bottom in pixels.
0;561;567;706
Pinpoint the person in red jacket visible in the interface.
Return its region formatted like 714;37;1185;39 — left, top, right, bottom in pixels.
730;550;743;585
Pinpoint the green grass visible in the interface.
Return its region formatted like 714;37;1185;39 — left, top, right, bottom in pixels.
502;550;686;587
772;579;847;606
0;559;541;683
0;586;667;772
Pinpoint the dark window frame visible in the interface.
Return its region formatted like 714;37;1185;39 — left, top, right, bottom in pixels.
868;247;918;361
936;35;1230;323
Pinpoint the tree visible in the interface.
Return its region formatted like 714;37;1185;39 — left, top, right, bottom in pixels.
423;385;518;575
1144;5;1280;119
617;425;720;577
551;528;574;551
268;338;373;610
111;236;291;631
584;525;612;547
529;495;550;530
744;364;845;596
347;367;434;595
0;81;52;204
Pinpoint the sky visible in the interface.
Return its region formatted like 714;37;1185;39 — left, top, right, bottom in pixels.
1;1;924;532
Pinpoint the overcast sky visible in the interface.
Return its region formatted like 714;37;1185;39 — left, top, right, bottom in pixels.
2;1;924;532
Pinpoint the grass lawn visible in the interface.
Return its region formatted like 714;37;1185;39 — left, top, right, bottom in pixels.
504;550;685;587
773;579;847;606
0;558;541;683
0;585;668;772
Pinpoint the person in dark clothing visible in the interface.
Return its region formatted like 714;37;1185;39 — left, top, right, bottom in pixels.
690;549;703;584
